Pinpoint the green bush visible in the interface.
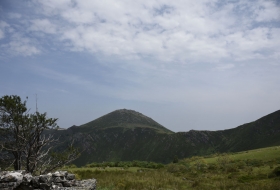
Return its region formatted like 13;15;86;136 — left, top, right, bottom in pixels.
85;160;165;169
207;163;218;170
269;166;280;178
226;163;239;173
245;159;264;167
238;175;255;183
166;163;188;173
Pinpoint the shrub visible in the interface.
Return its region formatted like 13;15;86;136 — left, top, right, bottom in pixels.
238;175;254;183
217;154;231;169
245;159;264;167
234;160;246;169
226;163;239;173
166;163;187;173
269;166;280;178
207;163;218;170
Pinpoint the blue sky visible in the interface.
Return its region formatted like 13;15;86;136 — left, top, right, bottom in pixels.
0;0;280;132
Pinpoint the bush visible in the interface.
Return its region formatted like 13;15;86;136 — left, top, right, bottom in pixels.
238;175;254;183
226;163;239;173
207;163;218;170
245;159;264;167
166;163;188;173
85;160;165;169
234;160;246;169
269;166;280;178
274;166;280;176
217;154;231;169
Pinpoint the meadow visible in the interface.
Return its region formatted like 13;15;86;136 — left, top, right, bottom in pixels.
65;146;280;190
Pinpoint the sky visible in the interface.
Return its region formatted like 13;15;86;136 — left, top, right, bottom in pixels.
0;0;280;132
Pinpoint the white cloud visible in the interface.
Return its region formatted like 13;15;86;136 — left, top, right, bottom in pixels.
29;19;57;34
2;34;40;56
254;0;280;22
0;20;41;57
2;0;279;63
61;9;95;24
32;0;277;63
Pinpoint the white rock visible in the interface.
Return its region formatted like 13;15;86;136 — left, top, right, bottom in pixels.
1;172;23;182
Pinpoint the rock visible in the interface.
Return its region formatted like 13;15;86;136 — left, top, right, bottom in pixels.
31;176;40;188
1;172;23;182
59;171;68;176
40;182;52;190
63;180;72;187
22;173;33;183
52;171;63;177
0;182;9;188
66;174;75;180
53;176;64;183
0;172;23;189
39;174;52;183
75;179;97;190
0;170;96;190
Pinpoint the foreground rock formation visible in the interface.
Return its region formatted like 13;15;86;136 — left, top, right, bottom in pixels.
0;170;96;190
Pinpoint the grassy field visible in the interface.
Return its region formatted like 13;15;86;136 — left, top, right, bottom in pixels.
65;146;280;190
197;146;280;164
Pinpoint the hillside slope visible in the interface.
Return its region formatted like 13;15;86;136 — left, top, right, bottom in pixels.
218;110;280;152
53;109;280;166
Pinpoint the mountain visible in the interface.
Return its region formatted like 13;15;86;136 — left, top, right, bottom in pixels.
218;110;280;152
78;109;173;134
53;109;280;166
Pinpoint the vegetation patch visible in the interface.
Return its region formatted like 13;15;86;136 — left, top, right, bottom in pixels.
63;146;280;190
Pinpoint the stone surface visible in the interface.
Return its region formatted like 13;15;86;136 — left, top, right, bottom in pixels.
0;171;96;190
1;172;23;182
66;174;75;181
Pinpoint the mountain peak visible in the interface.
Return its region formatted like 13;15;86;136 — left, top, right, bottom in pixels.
79;109;173;134
108;109;154;123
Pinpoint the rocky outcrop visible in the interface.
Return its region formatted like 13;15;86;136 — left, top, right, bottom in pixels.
0;170;96;190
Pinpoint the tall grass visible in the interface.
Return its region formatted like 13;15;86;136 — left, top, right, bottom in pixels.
65;146;280;190
68;165;280;190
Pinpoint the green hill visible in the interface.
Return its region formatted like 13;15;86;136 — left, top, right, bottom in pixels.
78;109;173;134
53;109;280;166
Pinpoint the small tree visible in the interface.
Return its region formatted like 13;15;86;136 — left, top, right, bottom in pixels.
0;95;28;170
0;95;79;174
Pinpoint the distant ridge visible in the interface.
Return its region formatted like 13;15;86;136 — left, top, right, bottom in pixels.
78;109;174;134
52;109;280;166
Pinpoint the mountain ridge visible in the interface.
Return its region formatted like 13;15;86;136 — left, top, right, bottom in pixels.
53;109;280;166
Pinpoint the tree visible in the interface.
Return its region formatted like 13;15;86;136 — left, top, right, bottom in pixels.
0;95;80;174
0;95;28;170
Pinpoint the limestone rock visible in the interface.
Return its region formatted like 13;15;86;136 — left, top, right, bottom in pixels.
0;170;96;190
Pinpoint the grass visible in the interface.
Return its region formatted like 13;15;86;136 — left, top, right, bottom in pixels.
64;146;280;190
68;168;191;189
199;146;280;164
68;167;147;173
